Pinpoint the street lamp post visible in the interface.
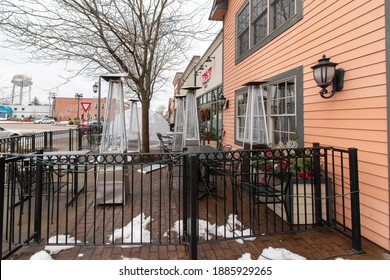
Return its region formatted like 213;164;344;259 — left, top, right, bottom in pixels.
75;93;83;120
49;92;56;118
93;80;101;125
51;95;56;118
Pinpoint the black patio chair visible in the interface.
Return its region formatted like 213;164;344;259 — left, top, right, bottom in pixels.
157;132;173;151
162;144;183;191
240;168;293;225
199;145;235;200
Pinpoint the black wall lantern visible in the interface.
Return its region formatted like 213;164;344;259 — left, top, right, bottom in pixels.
311;55;345;99
219;93;229;111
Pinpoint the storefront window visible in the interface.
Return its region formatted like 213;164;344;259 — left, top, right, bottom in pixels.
197;86;223;143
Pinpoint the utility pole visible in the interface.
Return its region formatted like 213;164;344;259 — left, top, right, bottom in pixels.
75;93;83;120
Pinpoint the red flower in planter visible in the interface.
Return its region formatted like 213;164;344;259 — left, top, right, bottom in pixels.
261;165;271;171
298;171;314;179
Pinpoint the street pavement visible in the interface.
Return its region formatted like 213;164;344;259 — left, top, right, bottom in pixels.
0;121;76;134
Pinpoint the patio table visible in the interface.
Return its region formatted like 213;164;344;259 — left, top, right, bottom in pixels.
31;149;92;205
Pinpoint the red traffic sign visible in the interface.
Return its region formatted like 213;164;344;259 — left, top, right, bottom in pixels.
80;102;92;113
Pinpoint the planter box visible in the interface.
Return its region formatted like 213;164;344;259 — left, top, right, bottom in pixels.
271;177;331;224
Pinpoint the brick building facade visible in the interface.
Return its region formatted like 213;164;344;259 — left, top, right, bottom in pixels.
53;97;106;122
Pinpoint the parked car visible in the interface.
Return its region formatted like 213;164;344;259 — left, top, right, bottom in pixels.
34;117;55;124
21;116;34;122
78;121;103;135
0;126;22;139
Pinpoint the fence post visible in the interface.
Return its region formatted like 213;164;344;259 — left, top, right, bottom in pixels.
69;129;72;151
313;142;323;227
49;131;53;149
182;148;188;240
0;157;5;257
44;132;48;149
10;137;16;153
78;128;83;150
348;148;362;253
189;154;199;260
31;134;36;152
34;149;44;242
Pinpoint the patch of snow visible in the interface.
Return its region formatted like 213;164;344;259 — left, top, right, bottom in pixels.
237;253;252;260
121;255;143;260
216;214;256;244
30;250;53;260
45;235;81;255
165;214;255;244
109;213;152;248
258;247;306;260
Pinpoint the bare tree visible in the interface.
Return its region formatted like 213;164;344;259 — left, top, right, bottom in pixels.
155;104;167;117
31;96;41;106
0;0;217;152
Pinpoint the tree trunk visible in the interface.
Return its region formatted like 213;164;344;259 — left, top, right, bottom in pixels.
141;104;150;153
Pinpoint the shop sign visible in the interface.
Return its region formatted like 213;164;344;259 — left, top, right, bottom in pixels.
202;66;212;88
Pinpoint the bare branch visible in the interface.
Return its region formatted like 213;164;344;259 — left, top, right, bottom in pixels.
0;0;219;152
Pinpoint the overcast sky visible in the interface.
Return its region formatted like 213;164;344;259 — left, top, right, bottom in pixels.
0;1;221;111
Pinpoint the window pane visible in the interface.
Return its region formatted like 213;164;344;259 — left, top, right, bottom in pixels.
236;91;248;141
252;0;268;45
239;31;249;56
252;14;267;44
236;1;298;58
238;5;249;33
238;4;249;55
272;0;295;31
269;77;296;143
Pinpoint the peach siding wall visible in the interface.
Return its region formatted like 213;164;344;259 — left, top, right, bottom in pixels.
222;0;389;250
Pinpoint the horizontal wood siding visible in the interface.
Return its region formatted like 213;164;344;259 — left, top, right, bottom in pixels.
222;0;389;250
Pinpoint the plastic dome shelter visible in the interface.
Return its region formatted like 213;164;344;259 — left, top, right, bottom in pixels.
0;106;13;119
125;106;171;150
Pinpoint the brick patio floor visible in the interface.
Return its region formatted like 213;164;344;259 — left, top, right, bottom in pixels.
7;228;390;260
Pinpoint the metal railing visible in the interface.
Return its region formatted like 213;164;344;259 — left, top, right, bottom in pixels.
0;127;93;154
0;141;361;259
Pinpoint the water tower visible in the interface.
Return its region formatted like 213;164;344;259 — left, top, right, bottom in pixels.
11;74;33;105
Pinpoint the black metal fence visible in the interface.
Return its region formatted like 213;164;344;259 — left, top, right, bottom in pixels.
0;127;94;154
0;142;361;259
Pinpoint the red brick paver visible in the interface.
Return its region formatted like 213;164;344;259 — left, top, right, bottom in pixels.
7;228;390;260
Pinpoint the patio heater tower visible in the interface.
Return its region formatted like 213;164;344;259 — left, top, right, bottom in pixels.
182;86;202;147
96;73;130;205
242;82;269;149
173;95;186;151
127;98;141;152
